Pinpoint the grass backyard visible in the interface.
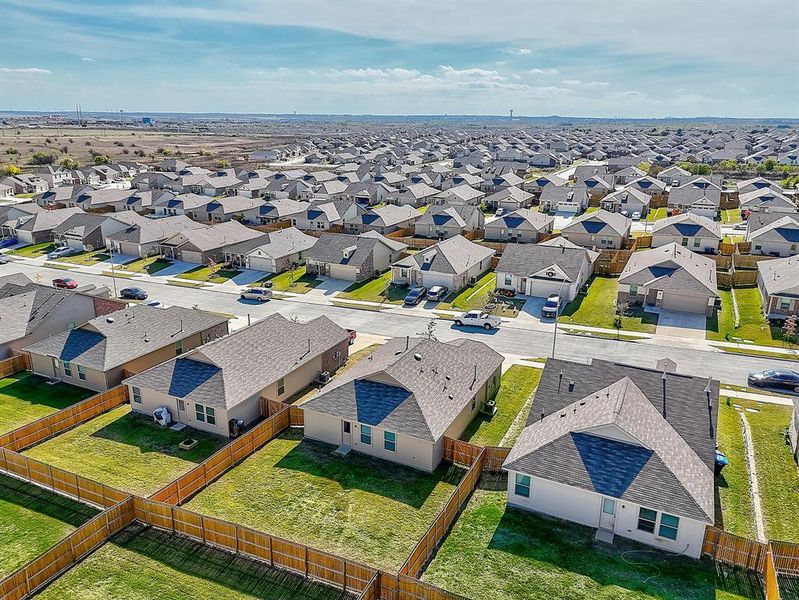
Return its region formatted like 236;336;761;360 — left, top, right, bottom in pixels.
0;473;99;579
250;266;322;293
177;264;242;284
118;256;173;275
7;242;54;257
422;487;755;600
337;271;406;304
54;249;111;266
715;400;756;539
461;366;543;447
706;288;797;349
37;523;352;600
720;209;743;224
0;373;93;435
559;277;659;333
646;207;668;222
185;430;464;571
23;405;226;496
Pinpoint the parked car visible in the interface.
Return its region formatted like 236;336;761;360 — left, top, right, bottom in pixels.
620;210;629;217
0;255;10;265
631;211;642;220
240;287;272;302
733;221;748;231
748;369;799;392
541;294;561;318
0;237;17;249
494;208;505;217
454;310;501;330
404;286;428;305
426;285;448;302
47;246;78;259
120;287;148;300
145;300;167;309
52;277;78;289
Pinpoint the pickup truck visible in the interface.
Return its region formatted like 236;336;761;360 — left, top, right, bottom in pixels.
454;310;501;330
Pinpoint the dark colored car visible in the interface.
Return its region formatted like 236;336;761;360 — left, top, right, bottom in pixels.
52;277;78;289
748;369;799;392
0;237;17;249
541;294;561;318
426;285;448;302
120;287;149;300
404;286;428;305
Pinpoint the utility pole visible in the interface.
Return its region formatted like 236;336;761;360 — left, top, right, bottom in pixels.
550;279;568;358
108;243;118;298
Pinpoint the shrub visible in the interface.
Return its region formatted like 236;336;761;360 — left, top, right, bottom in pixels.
29;151;56;165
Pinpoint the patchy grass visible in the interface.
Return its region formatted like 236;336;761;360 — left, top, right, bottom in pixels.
715;400;756;539
119;256;173;275
721;209;743;224
24;406;226;496
646;208;668;222
0;373;93;435
167;279;210;288
716;347;799;361
54;249;111;266
337;271;406;304
707;288;798;349
559;277;658;333
177;264;242;284
249;266;321;294
0;474;99;579
36;523;351;600
422;487;756;600
461;366;542;447
8;242;55;257
185;431;464;571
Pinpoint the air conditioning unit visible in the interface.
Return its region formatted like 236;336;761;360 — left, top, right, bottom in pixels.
153;406;172;427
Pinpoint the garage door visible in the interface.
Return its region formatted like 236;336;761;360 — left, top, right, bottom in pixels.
526;278;572;300
181;251;203;264
329;264;357;281
248;255;276;273
421;273;455;291
661;292;708;314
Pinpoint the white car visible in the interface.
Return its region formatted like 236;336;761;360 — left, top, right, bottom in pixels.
47;246;77;259
494;208;505;217
631;211;642;220
240;287;272;302
454;310;501;330
733;221;748;231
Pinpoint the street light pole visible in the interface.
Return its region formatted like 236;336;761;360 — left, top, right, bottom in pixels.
550;278;568;359
108;243;118;298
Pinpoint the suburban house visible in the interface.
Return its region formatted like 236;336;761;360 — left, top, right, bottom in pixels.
292;200;362;231
302;336;503;472
0;281;124;358
391;182;440;206
2;207;83;245
484;209;555;243
223;227;317;273
105;215;206;258
667;179;722;219
152;193;210;217
503;357;718;558
52;212;140;252
305;232;407;282
125;314;350;437
539;186;588;213
343;204;421;235
560;210;631;249
483;186;534;212
739;188;796;213
574;175;615;202
626;176;668;201
747;213;799;257
737;177;781;196
651;213;723;254
414;204;484;240
391;235;494;293
495;240;597;301
195;195;264;222
158;220;262;264
600;188;651;217
433;184;485;206
25;305;229;392
757;255;799;319
242;199;307;225
524;174;566;195
618;243;718;315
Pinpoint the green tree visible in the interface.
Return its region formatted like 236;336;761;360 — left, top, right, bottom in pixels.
29;151;56;165
763;159;776;171
216;159;231;169
0;163;20;176
59;157;80;170
94;155;111;165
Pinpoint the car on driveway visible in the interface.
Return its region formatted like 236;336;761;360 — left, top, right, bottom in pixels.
52;277;78;289
494;208;505;217
120;287;148;300
240;287;272;302
0;237;17;249
404;286;428;305
733;221;748;231
454;310;501;330
47;246;78;259
748;369;799;392
426;285;448;302
541;294;561;318
631;211;642;220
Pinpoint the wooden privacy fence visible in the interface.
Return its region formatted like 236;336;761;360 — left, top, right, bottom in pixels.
400;448;486;578
0;352;29;379
247;220;292;233
264;398;304;426
149;406;290;505
703;527;767;572
0;497;134;600
717;270;759;288
770;540;799;576
442;437;483;467
0;385;128;451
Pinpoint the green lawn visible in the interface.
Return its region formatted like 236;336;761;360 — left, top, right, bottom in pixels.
715;400;756;539
118;256;173;275
706;288;798;349
177;264;242;284
461;366;542;447
337;271;406;304
0;373;93;435
24;406;226;496
559;277;659;333
250;266;322;294
422;488;755;600
36;523;350;600
646;208;668;222
0;473;99;579
185;431;464;571
54;249;111;266
8;242;55;257
438;272;496;312
720;209;743;224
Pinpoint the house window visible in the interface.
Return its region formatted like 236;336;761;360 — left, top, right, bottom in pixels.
175;340;184;355
629;285;638;296
681;237;689;246
384;431;396;452
63;361;72;377
504;274;512;286
277;378;285;396
132;386;142;403
637;507;657;533
514;473;531;498
659;513;680;540
780;300;791;310
693;239;701;248
360;424;372;445
195;404;215;424
77;365;86;381
754;244;762;251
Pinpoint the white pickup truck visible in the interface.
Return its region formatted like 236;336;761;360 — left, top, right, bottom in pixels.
454;310;502;330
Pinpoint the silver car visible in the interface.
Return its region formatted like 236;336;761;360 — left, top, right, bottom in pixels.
240;287;272;302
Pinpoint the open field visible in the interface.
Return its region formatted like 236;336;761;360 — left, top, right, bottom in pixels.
185;430;464;571
23;405;226;496
559;276;659;333
0;473;99;579
422;486;756;600
0;373;93;435
36;523;353;600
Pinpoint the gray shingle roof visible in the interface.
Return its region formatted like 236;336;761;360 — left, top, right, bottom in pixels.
562;209;631;237
652;212;722;240
223;227;317;259
305;233;384;268
757;255;799;297
392;235;493;275
619;243;717;296
0;283;84;346
495;243;595;282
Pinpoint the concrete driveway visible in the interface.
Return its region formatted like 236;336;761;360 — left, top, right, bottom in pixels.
655;310;708;340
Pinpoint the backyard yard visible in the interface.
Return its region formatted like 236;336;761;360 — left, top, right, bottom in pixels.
36;523;353;600
185;430;464;571
118;256;173;275
460;365;543;447
421;486;756;600
720;209;743;224
177;263;242;284
336;271;406;304
0;373;93;435
0;473;98;579
646;207;668;222
707;288;797;349
250;266;322;294
7;242;55;257
23;405;226;496
559;276;659;333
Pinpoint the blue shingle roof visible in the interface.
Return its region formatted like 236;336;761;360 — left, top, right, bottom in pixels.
59;329;104;361
582;221;606;234
354;380;412;426
777;227;799;242
167;359;221;398
674;223;702;237
572;432;653;497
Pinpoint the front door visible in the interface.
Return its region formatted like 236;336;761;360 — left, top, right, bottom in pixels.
599;497;617;531
342;420;352;446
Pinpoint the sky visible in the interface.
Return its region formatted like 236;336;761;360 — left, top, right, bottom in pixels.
1;0;798;118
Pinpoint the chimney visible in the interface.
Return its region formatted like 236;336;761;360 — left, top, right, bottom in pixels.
568;380;575;392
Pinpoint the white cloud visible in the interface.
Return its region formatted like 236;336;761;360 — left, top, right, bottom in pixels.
439;65;505;82
334;67;420;79
507;48;532;55
0;67;51;74
81;57;94;62
562;79;610;88
528;68;558;75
